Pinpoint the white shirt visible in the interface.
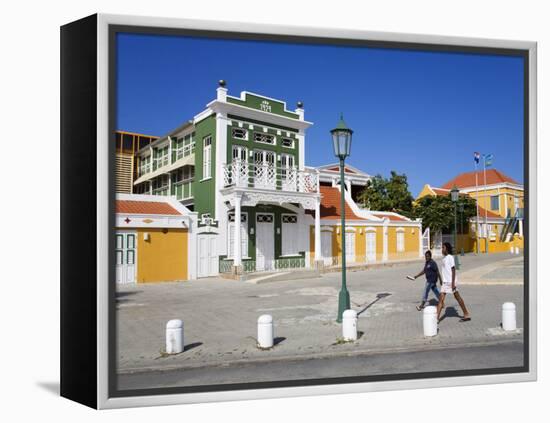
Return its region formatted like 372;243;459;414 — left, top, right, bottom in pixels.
441;254;458;285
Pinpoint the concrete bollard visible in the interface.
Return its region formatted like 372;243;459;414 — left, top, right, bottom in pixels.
342;309;358;341
423;306;438;337
166;319;184;354
257;314;274;348
502;302;517;331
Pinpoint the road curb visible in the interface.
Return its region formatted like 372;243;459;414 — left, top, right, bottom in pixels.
117;337;524;375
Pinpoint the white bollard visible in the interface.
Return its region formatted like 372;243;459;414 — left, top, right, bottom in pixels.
510;246;514;254
342;309;358;341
423;306;438;337
257;314;274;349
165;319;184;354
515;246;520;255
502;302;517;331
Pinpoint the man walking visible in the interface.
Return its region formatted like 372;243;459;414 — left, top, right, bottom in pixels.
409;250;440;311
437;242;471;322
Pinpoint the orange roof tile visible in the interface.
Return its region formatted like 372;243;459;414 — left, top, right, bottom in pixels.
430;186;468;198
319;186;364;220
442;169;519;189
326;166;357;174
116;200;181;215
432;187;451;196
476;207;502;219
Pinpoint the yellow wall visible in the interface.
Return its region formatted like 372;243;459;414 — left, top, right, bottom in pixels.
473;234;523;254
136;228;188;283
416;184;435;201
310;224;420;263
387;226;419;260
355;228;366;258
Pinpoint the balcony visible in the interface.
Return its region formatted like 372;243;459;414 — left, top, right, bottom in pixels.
222;160;318;193
134;142;195;185
172;142;196;163
172;179;193;200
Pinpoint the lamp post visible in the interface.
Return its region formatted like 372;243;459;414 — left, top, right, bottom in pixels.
331;114;353;323
450;185;461;269
458;202;464;256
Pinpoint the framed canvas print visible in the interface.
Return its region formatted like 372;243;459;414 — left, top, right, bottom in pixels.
60;13;537;409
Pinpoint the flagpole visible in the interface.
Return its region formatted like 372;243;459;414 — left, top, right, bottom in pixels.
483;154;488;254
475;159;480;255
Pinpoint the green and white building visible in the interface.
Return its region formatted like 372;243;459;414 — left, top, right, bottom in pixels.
133;82;323;277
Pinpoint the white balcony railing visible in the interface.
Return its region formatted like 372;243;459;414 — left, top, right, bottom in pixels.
137;142;196;177
222;160;318;193
138;162;151;177
174;142;196;161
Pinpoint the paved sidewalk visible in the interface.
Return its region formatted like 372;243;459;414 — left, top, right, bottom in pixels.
116;253;524;374
460;254;524;284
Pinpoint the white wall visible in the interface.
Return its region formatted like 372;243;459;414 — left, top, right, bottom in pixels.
2;1;548;422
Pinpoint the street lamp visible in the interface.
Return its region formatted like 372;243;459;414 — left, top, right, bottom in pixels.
331;114;353;323
458;202;465;256
450;185;461;269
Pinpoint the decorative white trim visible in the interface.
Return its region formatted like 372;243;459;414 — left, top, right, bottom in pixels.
222;186;320;210
228;90;299;116
193;108;214;124
458;182;524;193
206;99;312;131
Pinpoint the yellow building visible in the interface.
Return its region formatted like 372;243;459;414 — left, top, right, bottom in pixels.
417;168;524;253
309;185;423;267
115;194;197;283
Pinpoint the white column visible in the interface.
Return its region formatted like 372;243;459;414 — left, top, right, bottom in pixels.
314;196;322;261
217;86;228;102
297;129;305;170
234;194;242;267
215;113;229;221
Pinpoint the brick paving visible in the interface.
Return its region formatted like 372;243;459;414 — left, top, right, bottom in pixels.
116;252;524;374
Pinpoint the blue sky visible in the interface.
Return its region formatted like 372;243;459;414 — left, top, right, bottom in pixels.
116;33;524;196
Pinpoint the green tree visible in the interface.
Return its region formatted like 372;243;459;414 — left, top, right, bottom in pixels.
412;194;477;234
358;171;414;217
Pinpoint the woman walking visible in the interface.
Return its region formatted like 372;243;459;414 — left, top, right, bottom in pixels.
409;250;440;311
436;242;471;322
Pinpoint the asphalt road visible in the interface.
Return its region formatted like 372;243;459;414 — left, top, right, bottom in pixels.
117;341;524;390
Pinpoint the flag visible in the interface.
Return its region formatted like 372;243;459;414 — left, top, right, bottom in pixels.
484;154;493;167
474;152;480;164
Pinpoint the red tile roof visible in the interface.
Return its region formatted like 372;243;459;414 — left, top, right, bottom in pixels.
116;200;181;215
429;186;468;198
431;187;450;196
319;186;364;220
326;166;357;174
476;207;502;219
442;169;519;189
